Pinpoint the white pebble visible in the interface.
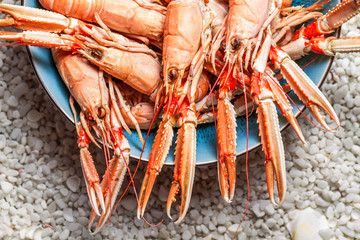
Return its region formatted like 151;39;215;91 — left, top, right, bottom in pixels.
12;82;28;98
55;198;66;209
47;160;58;170
217;213;226;225
5;169;18;177
66;176;80;192
352;210;360;220
31;213;41;222
218;226;226;234
158;185;168;202
25;163;36;173
0;135;6;149
265;204;276;216
354;96;360;107
7;95;18;107
60;188;69;196
343;137;353;150
252;203;265;218
319;229;333;239
1;181;13;194
336;202;346;213
63;208;74;222
159;228;170;238
182;230;192;240
294;158;311;169
316;197;330;208
68;223;80;231
27;109;42;122
333;85;348;102
309;144;319;155
59;229;70;240
121;196;137;211
266;218;276;228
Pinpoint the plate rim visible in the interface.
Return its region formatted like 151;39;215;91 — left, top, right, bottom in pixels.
23;0;340;166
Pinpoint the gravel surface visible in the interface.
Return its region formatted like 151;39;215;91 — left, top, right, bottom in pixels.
1;1;360;239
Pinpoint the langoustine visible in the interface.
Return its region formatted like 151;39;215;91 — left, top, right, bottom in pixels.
52;49;132;234
137;0;214;224
38;0;166;44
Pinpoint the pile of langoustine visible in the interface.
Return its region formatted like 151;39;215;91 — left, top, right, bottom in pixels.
0;0;359;234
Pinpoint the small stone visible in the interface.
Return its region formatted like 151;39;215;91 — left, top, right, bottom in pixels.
228;224;239;234
25;226;40;239
5;169;18;177
66;176;80;192
333;85;348;102
159;228;170;239
317;180;328;189
59;229;70;240
319;229;333;240
0;135;6;149
63;208;74;222
77;217;88;226
339;226;355;238
354;96;360;107
31;213;41;222
294;158;311;169
252;203;265;217
1;181;13;194
158;185;168;202
316;197;330;208
309;144;319;155
121;196;137;211
25;163;36;173
134;218;144;227
322;190;332;202
218;226;226;234
68;223;80;231
190;209;200;220
37;184;46;191
351;210;360;220
7;95;18;107
150;209;162;219
343;137;354;150
266;218;276;228
209;221;216;231
265;204;276;216
10;128;21;140
41;228;54;238
47;160;58;170
27;109;42;122
55;198;66;209
12;82;28;98
336;202;346;213
60;188;68;197
182;230;192;240
217;213;226;225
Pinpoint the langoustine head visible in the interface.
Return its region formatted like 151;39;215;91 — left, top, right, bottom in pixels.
52;49;111;139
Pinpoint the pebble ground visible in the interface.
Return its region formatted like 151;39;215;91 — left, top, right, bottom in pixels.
0;1;360;239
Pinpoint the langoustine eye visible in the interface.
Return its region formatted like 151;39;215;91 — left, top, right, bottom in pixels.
96;106;106;119
91;49;103;61
168;68;179;81
231;38;241;51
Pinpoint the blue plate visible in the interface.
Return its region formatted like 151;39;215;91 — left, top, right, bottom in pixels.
24;0;338;165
